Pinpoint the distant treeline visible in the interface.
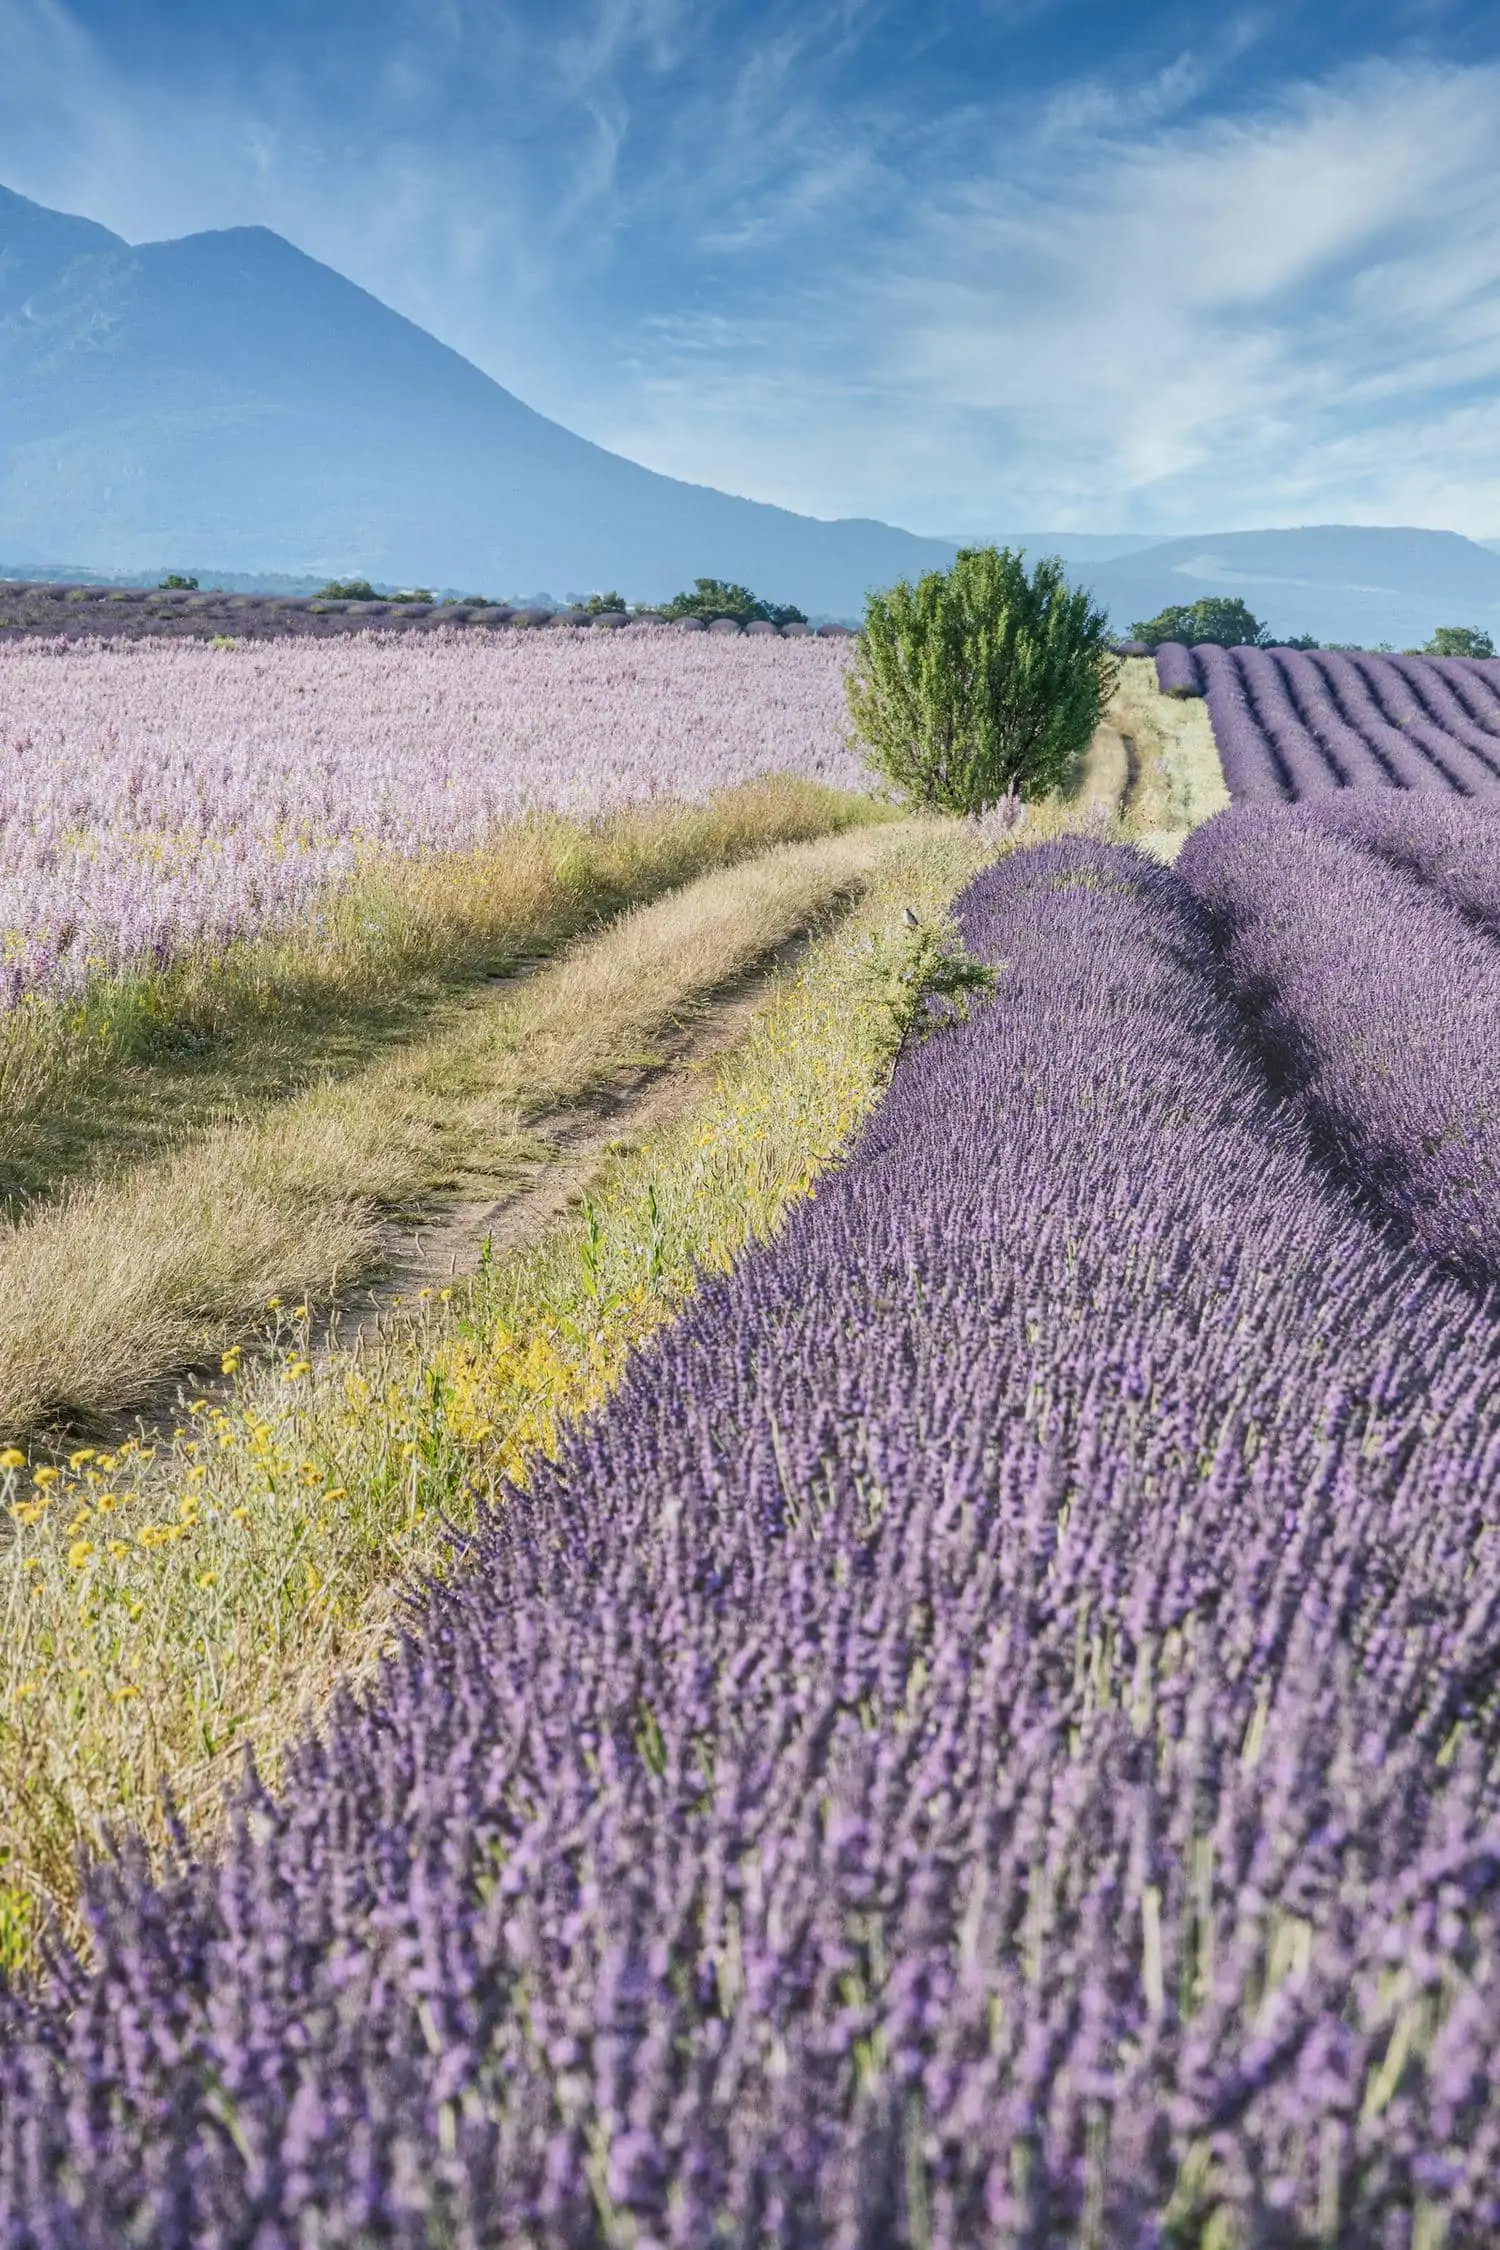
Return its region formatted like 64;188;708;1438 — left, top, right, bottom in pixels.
1124;596;1495;659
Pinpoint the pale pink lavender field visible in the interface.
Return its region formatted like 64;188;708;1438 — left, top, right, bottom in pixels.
0;627;861;1005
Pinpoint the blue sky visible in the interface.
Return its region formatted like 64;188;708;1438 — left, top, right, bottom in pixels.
3;0;1499;536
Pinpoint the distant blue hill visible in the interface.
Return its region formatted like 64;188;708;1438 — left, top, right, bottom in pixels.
1084;526;1500;650
0;183;960;615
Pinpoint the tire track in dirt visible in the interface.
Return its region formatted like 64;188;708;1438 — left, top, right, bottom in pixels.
324;936;810;1354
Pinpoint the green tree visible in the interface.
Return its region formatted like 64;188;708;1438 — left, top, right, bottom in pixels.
584;590;628;614
658;578;808;627
158;573;199;591
1130;597;1269;647
845;546;1117;812
318;578;378;601
1424;625;1496;658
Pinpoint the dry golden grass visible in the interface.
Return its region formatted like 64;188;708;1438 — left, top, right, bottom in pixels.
0;776;877;1214
0;821;985;1965
1109;654;1230;855
1049;658;1229;857
0;825;891;1440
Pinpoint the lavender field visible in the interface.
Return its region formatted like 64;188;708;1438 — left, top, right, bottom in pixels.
0;628;861;1005
1156;642;1500;800
1181;802;1500;1284
7;823;1500;2245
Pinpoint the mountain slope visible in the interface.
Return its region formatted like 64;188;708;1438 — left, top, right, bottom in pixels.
0;184;958;611
1087;526;1500;649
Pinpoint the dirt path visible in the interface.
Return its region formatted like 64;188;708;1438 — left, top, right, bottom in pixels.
320;935;808;1353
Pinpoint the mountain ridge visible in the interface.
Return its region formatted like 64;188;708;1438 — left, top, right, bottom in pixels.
0;183;961;613
3;184;1497;639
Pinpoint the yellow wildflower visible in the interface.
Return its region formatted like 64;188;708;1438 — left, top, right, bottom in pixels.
32;1467;60;1489
0;1447;25;1471
68;1448;96;1470
106;1541;129;1560
197;1572;217;1589
67;1540;95;1569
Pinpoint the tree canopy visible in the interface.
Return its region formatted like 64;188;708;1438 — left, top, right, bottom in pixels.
1129;597;1269;648
657;579;808;627
845;546;1116;813
1424;625;1496;659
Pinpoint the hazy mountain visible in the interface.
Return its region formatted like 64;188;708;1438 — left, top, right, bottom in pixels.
940;533;1162;565
5;187;1498;637
1086;526;1500;649
0;184;959;614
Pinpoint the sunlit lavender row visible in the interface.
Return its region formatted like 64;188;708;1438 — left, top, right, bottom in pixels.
8;839;1500;2244
1156;641;1500;801
1180;802;1500;1285
1313;789;1500;935
0;628;862;1006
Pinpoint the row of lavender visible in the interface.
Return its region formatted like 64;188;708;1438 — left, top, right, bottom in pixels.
0;629;862;1007
1156;641;1500;800
7;837;1500;2245
1179;801;1500;1285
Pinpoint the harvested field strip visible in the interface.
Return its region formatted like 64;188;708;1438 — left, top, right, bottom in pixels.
0;776;875;1214
1106;653;1229;854
0;821;984;1956
9;839;1500;2236
1063;656;1230;856
0;824;899;1443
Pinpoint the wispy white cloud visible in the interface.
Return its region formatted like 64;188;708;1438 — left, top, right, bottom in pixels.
1;2;1499;537
604;53;1500;534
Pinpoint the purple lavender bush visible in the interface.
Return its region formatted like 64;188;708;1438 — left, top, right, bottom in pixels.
1315;790;1500;935
6;840;1500;2244
1152;641;1201;698
1179;804;1500;1284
